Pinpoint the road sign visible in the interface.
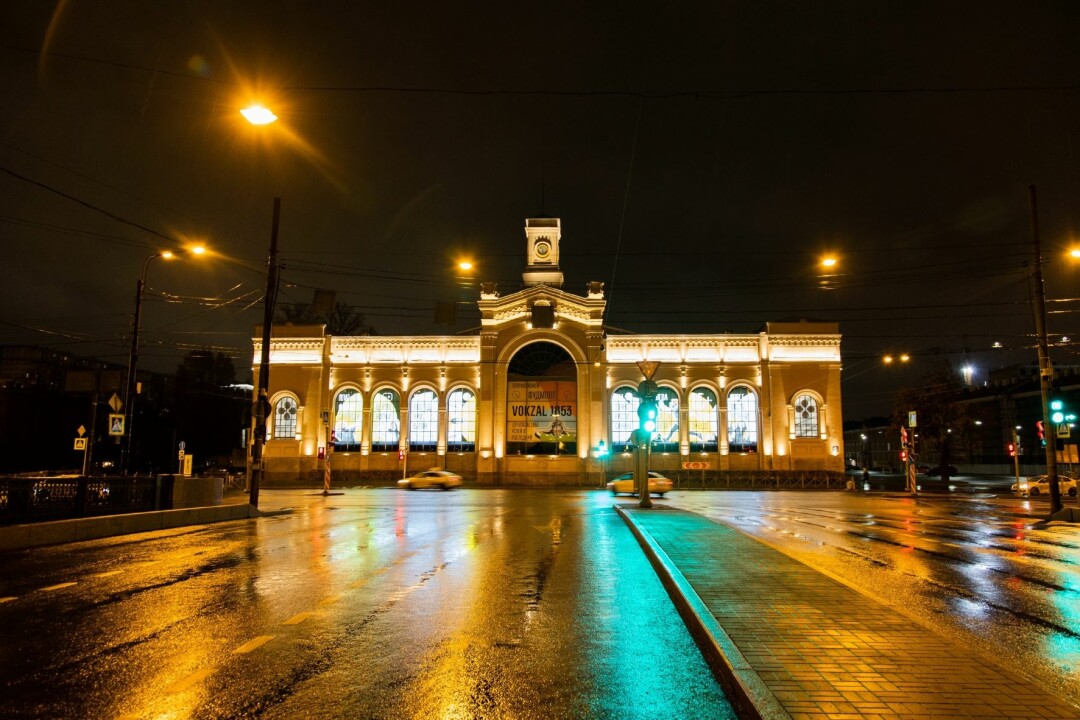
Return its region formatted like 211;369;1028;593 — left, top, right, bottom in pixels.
108;393;123;413
1056;423;1071;439
74;438;87;450
77;425;86;437
108;414;125;436
908;410;917;428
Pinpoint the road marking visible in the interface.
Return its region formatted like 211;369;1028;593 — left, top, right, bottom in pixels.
320;595;341;605
94;570;123;578
233;635;276;654
282;611;315;625
39;582;77;592
0;596;17;603
165;667;214;694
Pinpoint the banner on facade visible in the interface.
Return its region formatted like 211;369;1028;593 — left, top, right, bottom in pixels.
507;381;577;443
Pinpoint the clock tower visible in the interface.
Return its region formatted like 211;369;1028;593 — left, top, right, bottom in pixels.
522;217;564;287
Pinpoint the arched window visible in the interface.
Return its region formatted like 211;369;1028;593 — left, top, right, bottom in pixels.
611;387;640;451
727;386;758;453
652;387;680;452
371;389;401;452
793;394;819;438
273;396;298;439
333;388;362;451
506;342;577;455
447;388;476;452
689;387;719;452
409;388;439;451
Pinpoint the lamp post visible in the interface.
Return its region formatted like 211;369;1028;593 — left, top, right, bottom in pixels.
122;246;205;475
241;102;281;510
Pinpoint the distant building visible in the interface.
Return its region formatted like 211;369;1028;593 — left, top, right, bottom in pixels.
252;217;845;486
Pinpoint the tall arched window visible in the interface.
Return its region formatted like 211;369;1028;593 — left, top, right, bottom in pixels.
273;396;297;439
727;386;758;453
333;388;362;451
610;387;640;451
409;388;439;451
652;387;680;452
793;394;819;438
447;388;476;452
371;389;401;452
689;387;719;452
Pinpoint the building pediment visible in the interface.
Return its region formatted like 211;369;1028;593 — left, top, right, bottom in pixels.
478;284;605;329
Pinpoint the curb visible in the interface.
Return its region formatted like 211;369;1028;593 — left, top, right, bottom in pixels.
0;503;282;551
614;505;791;720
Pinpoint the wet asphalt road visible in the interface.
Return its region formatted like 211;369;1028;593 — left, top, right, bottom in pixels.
0;490;734;720
674;489;1080;701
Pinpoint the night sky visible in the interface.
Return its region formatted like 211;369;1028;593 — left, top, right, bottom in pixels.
3;2;1080;420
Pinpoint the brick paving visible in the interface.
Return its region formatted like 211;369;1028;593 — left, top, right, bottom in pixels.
620;506;1080;720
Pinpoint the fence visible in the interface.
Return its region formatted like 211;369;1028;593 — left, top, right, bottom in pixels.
669;469;847;490
0;475;174;526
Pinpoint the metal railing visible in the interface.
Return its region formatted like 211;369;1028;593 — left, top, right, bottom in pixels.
0;475;174;526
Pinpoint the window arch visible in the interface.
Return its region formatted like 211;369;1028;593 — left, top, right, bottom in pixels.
371;388;401;452
793;393;819;438
447;387;476;452
688;387;719;452
652;387;680;452
727;386;758;453
333;388;362;451
409;388;439;451
610;386;640;450
273;395;298;439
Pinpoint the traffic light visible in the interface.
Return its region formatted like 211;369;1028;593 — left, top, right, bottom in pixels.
1051;399;1065;425
1007;442;1016;457
638;400;658;433
900;449;908;462
1037;420;1046;447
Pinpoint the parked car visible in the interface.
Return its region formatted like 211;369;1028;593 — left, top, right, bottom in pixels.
607;471;672;497
398;468;463;490
1014;475;1078;497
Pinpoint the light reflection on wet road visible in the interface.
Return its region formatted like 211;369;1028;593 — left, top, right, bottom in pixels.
671;490;1080;700
0;490;733;719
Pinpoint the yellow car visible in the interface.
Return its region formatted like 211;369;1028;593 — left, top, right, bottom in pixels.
398;469;463;490
1015;475;1078;497
607;471;672;497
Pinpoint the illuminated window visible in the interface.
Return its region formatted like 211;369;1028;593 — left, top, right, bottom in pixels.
409;388;439;451
689;387;719;452
333;389;362;451
794;394;819;438
447;388;476;452
273;396;297;439
652;387;680;452
611;387;640;450
371;389;401;452
727;386;758;453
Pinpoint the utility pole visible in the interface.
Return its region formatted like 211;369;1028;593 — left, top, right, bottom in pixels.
1028;186;1063;515
250;197;281;509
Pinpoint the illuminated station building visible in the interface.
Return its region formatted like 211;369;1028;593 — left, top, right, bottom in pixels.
253;218;844;486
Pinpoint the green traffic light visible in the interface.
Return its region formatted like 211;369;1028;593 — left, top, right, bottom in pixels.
1052;412;1065;424
1050;399;1063;411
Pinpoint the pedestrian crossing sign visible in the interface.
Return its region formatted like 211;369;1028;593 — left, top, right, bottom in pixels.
108;414;125;436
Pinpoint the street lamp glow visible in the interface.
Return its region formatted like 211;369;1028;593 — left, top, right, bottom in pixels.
241;104;278;125
458;260;473;272
820;256;838;268
1069;247;1080;259
883;355;894;364
899;353;910;363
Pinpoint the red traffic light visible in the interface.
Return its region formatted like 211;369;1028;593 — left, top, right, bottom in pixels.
1007;443;1016;457
900;449;908;462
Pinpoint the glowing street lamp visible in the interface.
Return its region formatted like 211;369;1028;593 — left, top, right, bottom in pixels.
122;245;207;474
240;104;278;126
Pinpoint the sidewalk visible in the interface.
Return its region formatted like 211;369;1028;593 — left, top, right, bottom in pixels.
616;504;1079;720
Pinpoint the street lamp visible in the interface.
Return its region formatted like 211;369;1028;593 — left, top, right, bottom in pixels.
243;103;281;509
122;245;206;474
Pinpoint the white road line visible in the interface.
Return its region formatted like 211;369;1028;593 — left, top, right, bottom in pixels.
282;611;315;625
94;570;123;578
165;667;214;694
39;582;77;592
233;635;276;654
0;596;17;603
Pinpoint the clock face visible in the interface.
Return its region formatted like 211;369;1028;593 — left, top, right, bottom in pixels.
534;240;551;261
